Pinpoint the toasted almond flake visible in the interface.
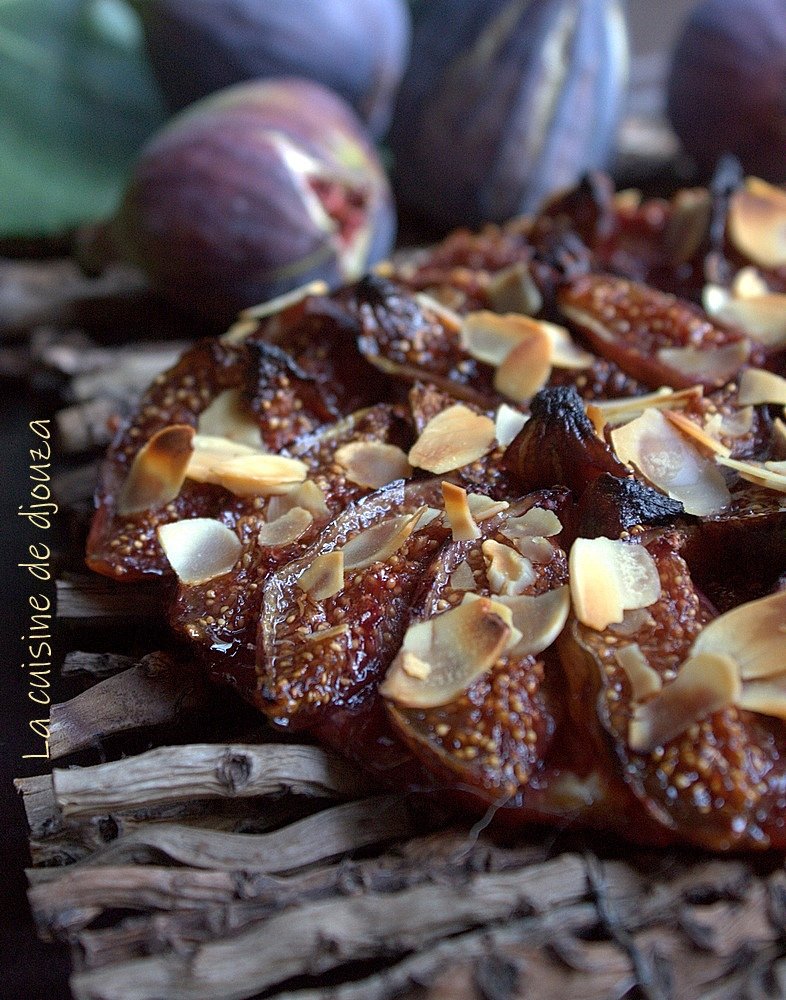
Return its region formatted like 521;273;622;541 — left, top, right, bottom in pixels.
608;608;657;637
494;328;553;404
703;284;786;348
466;493;510;521
441;482;480;541
186;434;262;485
486;262;543;316
401;652;432;679
257;506;313;547
296;550;344;602
715;455;786;494
460;311;538;367
704;406;755;441
586;386;703;431
372;260;394;278
766;459;786;473
501;507;563;540
220;318;258;344
408;405;496;474
415;292;463;332
196;389;263;448
267;480;330;521
732;266;770;299
334;440;411;489
727;177;786;268
157;518;241;585
239;280;330;320
541;321;595;370
615;644;662;701
482;539;537;596
774;418;786;459
614;188;642;210
492;586;571;656
691;590;786;681
202;454;308;497
569;537;661;631
117;424;195;515
303;623;350;645
611;409;731;515
494;403;528;446
627;652;741;754
342;508;428;573
449;560;477;591
736;677;786;720
738;368;786;406
663;410;731;457
379;598;511;709
513;535;555;563
657;340;750;386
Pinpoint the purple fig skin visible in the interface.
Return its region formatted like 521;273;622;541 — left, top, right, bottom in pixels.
667;0;786;182
110;78;396;324
390;0;629;229
135;0;411;139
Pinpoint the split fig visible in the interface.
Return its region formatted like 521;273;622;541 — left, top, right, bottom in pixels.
390;0;629;228
106;79;396;324
134;0;411;138
667;0;786;181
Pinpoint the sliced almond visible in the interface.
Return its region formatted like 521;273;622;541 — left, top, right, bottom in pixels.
303;623;350;645
587;386;703;432
500;507;563;540
703;406;755;441
727;177;786;268
492;586;571;656
238;279;330;321
569;537;661;632
611;408;731;515
494;403;528;446
773;418;786;459
513;536;555;563
738;368;786;406
715;455;786;494
186;434;262;485
157;518;241;585
449;560;477;591
296;550;344;602
197;389;263;448
608;608;657;637
732;266;769;299
486;262;543;316
663;410;731;458
615;644;662;702
541;322;595;370
415;292;463;333
118;424;195;515
703;284;786;348
482;539;537;596
334;441;412;489
342;508;428;573
656;340;750;386
691;590;786;681
257;506;313;547
203;454;308;497
736;676;786;720
379;598;511;709
460;311;538;367
267;480;330;521
408;405;496;474
466;493;510;521
442;482;480;541
494;328;553;404
627;652;741;754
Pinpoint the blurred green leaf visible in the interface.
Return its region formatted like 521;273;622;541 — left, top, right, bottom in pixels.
0;0;167;236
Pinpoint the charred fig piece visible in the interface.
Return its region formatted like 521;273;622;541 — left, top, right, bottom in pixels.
535;172;617;250
107;79;395;324
503;386;627;495
390;0;629;226
558;273;752;390
258;480;450;726
137;0;411;138
559;530;786;850
384;494;569;800
577;474;686;539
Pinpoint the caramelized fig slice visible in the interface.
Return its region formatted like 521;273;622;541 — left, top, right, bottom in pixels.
258;480;451;726
558;530;786;850
384;492;570;800
503;386;628;496
558;273;752;390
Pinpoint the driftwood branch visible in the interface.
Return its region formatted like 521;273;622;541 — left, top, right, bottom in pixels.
49;653;209;760
55;397;123;454
52;743;369;817
61;651;136;682
56;575;162;621
53;463;100;509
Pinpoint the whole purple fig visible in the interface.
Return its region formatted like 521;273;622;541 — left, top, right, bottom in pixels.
667;0;786;182
390;0;629;228
107;78;396;323
133;0;411;138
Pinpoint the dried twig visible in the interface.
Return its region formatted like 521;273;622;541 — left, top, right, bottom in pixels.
56;575;162;621
61;651;136;682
